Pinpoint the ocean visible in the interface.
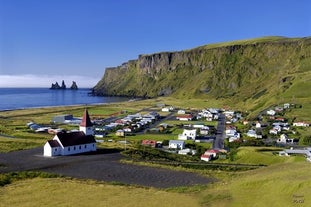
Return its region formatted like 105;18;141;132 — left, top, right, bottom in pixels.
0;88;129;111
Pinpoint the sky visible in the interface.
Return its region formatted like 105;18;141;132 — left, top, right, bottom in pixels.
0;0;310;88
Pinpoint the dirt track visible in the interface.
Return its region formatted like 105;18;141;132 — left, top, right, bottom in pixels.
0;148;214;188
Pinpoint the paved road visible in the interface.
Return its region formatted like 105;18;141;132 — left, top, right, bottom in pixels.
213;113;226;150
0;147;214;188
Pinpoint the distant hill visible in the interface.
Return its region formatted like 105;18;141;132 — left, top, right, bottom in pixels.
93;36;311;111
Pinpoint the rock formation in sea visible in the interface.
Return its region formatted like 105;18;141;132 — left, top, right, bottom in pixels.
50;82;61;89
70;81;78;90
61;80;66;89
50;80;79;90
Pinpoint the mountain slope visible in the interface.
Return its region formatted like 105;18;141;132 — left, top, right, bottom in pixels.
93;36;311;108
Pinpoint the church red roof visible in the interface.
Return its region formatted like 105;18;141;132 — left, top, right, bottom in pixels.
80;109;93;127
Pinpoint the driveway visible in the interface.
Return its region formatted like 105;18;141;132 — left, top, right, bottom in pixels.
0;148;214;188
213;113;226;149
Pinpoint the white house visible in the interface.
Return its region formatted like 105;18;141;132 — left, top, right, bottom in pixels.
178;129;197;140
293;122;309;127
178;148;196;155
201;149;220;162
267;110;276;116
162;106;174;112
246;129;257;138
255;122;261;128
177;110;186;114
169;140;185;150
44;109;96;157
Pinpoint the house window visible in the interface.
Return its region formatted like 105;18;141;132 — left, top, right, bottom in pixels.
85;145;87;148
54;148;57;152
74;146;76;150
79;146;81;150
68;147;70;151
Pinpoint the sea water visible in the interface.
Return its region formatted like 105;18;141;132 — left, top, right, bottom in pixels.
0;88;129;111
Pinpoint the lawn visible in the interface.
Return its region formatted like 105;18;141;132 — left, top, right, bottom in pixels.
199;161;311;207
0;178;201;207
0;137;44;153
216;147;305;166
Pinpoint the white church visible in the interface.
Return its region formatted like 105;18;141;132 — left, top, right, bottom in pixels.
43;109;96;157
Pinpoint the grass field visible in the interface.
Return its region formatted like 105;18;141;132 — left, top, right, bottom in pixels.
0;160;310;207
0;177;202;207
1;99;310;206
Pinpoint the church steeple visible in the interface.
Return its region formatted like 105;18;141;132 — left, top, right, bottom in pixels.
79;109;93;135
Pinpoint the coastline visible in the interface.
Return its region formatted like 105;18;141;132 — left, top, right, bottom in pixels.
0;102;117;113
0;88;131;112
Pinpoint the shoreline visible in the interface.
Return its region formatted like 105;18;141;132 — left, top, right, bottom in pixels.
0;102;115;113
0;97;144;113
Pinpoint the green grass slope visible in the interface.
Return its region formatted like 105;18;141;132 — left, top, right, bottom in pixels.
93;36;311;114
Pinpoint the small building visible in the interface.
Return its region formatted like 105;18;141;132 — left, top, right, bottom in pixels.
203;149;220;158
201;154;211;162
177;110;186;114
44;109;96;157
283;103;290;109
293;122;309;127
176;114;193;121
141;140;157;148
178;129;197;140
51;114;74;124
115;129;125;137
267;110;276;116
169;140;185;150
200;127;209;135
193;122;205;129
178;148;196;155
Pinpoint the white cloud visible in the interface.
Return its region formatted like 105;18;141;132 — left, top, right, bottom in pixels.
0;74;100;88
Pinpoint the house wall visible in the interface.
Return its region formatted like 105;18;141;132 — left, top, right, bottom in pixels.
43;143;61;157
80;126;94;135
169;142;185;149
44;143;52;157
60;143;96;156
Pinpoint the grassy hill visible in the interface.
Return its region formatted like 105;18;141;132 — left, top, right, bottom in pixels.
93;36;311;116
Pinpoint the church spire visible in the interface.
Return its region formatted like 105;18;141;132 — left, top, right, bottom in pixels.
80;109;93;127
80;109;93;136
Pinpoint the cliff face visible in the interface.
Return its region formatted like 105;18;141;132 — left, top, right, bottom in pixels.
93;37;311;101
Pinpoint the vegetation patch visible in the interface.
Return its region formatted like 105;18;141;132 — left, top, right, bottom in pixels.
0;171;60;187
0;138;43;153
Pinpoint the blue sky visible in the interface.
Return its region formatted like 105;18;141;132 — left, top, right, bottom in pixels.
0;0;310;87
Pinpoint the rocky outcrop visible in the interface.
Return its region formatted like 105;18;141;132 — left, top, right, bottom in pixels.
61;80;66;89
50;82;61;89
70;81;78;90
92;36;311;100
50;80;78;90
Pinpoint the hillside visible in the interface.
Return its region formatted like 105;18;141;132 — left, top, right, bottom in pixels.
93;36;311;111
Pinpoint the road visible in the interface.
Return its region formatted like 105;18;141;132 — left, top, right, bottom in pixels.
212;113;226;150
0;147;214;188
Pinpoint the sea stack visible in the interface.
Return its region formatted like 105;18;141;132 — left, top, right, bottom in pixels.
70;81;78;90
50;82;61;89
61;80;66;89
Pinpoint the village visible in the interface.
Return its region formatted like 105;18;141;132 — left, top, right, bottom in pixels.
27;102;311;163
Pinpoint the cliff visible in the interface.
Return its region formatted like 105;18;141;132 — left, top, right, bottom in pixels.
93;36;311;103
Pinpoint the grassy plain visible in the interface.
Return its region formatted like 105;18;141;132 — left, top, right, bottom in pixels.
0;99;311;206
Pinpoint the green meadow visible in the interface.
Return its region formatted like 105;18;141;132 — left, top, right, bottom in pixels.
0;99;310;207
